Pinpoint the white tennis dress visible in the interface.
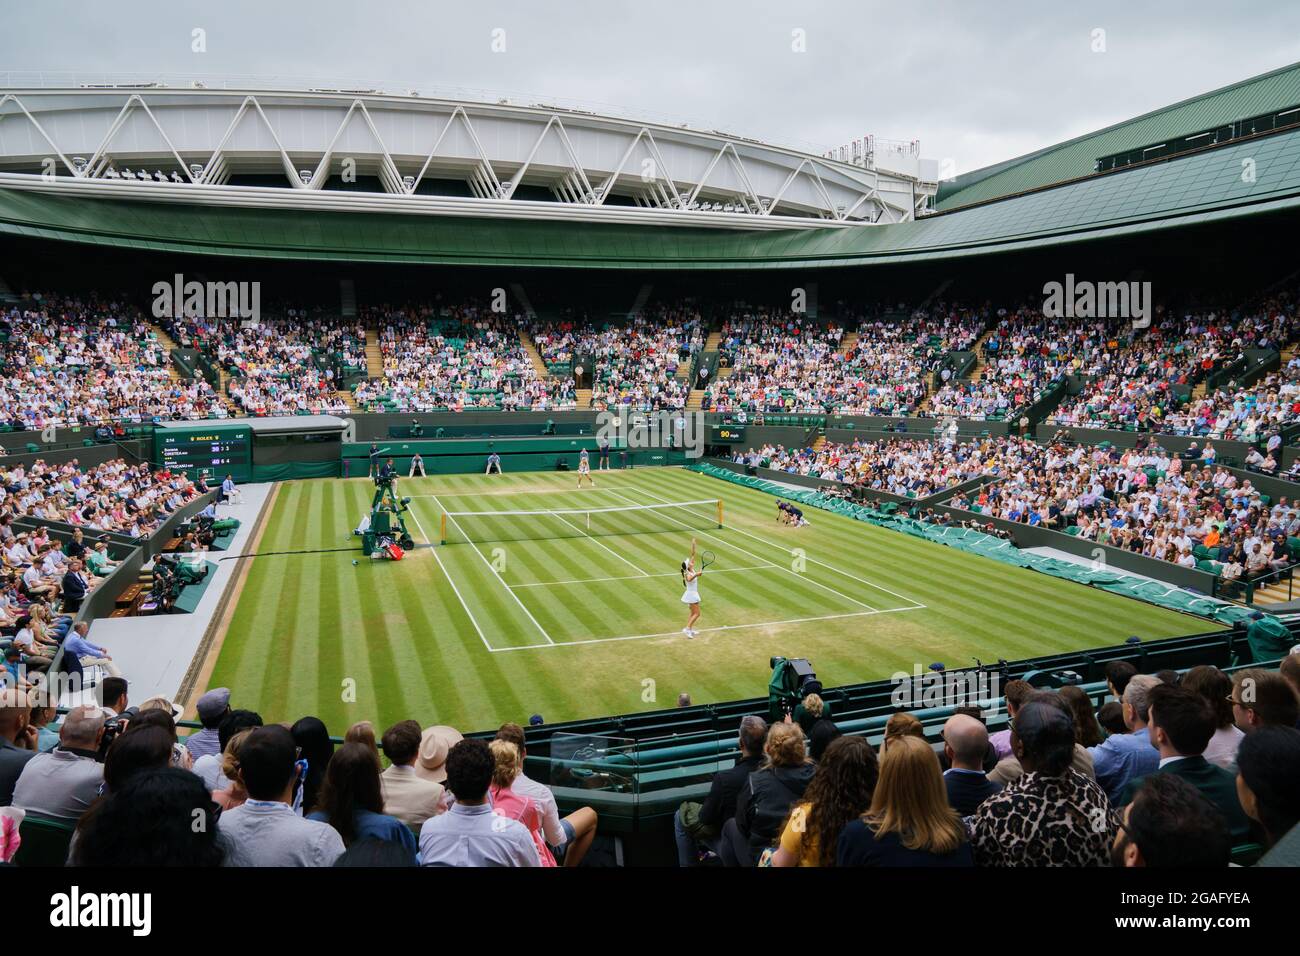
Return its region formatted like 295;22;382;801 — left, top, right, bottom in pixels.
681;572;701;605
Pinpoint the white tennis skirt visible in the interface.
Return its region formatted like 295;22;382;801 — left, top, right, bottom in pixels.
681;589;700;605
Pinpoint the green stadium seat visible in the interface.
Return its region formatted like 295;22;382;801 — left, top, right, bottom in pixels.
25;442;40;453
1230;843;1264;867
13;815;74;866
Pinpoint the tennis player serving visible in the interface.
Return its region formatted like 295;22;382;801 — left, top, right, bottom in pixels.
577;448;595;488
681;537;704;638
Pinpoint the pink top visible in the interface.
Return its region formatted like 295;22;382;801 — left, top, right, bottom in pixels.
489;782;556;866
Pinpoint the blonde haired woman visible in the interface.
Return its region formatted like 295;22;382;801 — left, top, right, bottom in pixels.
836;735;972;866
212;729;255;811
880;711;925;759
488;739;556;866
720;721;815;866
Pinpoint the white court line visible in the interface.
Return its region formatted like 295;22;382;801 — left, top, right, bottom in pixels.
634;481;928;610
406;507;495;655
602;487;878;613
507;563;777;589
547;510;652;577
425;494;555;646
488;605;925;652
407;488;632;499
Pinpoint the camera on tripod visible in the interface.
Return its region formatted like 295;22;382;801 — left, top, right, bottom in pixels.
768;656;822;724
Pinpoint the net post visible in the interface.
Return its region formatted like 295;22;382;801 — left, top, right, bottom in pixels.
717;499;723;529
440;512;447;546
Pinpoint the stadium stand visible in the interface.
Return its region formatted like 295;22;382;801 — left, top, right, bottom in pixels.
354;303;576;412
6;56;1300;876
1;293;227;428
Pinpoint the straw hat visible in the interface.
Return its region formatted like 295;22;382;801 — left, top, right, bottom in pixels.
414;725;463;783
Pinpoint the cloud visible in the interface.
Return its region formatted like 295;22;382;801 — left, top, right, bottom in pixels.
3;0;1299;174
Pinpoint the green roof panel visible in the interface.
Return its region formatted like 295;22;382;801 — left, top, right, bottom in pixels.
937;60;1300;210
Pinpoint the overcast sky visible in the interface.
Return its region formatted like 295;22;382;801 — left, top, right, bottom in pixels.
3;0;1300;177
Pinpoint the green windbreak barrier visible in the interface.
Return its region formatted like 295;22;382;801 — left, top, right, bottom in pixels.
691;462;1258;628
250;461;341;481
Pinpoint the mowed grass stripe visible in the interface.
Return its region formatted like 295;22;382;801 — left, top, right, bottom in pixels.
629;474;914;609
413;497;551;650
402;491;534;724
209;469;1211;733
656;469;1205;641
602;483;881;613
207;483;301;702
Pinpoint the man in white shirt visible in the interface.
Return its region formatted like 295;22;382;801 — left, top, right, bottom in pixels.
218;725;344;867
419;738;539;867
21;559;59;601
4;537;31;569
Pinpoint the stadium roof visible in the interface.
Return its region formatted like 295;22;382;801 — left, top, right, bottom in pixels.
4;118;1299;269
4;63;1300;269
937;60;1300;210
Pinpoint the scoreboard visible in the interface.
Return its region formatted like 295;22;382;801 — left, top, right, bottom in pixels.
155;425;253;482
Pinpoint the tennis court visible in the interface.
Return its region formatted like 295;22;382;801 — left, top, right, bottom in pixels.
206;467;1212;732
413;485;926;651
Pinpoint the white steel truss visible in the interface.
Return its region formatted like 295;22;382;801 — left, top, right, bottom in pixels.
0;87;936;229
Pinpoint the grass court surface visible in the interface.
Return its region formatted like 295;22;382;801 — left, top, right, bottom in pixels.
206;467;1210;732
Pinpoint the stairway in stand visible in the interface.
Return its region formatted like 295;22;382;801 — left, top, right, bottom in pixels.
365;327;383;379
916;327;994;415
1245;579;1295;606
519;330;551;378
149;322;184;382
966;328;995;381
811;434;827;452
576;388;593;408
838;330;859;355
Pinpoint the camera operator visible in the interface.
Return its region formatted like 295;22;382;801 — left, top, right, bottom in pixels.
94;677;137;760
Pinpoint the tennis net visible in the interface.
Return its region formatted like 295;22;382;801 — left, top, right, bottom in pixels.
439;498;723;545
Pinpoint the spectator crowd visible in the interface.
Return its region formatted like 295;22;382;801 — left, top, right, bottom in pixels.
354;303;575;412
0;685;602;868
1;293;227;429
673;658;1300;868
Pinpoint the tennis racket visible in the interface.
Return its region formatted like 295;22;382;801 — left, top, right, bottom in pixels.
700;550;717;569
